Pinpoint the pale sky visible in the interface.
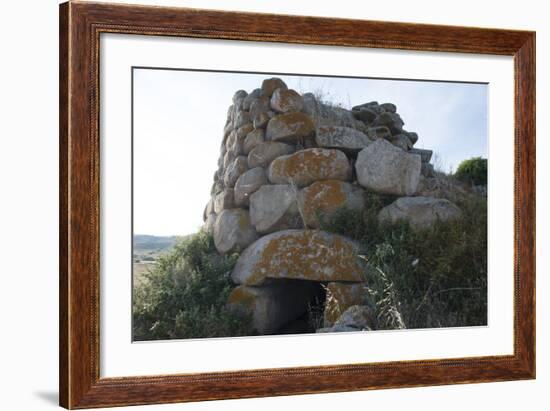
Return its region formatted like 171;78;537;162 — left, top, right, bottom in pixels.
133;68;487;236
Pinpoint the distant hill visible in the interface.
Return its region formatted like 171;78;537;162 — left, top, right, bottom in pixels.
133;234;180;253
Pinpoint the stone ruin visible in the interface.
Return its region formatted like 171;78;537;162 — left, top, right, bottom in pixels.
202;77;463;334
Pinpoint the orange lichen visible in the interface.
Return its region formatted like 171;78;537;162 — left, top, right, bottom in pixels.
300;180;347;225
242;230;365;285
324;282;369;326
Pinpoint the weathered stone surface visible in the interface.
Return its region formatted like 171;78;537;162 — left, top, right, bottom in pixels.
233;90;248;103
228;282;321;334
261;77;288;97
231;229;366;286
204;213;217;234
352;101;382;113
421;162;435;178
352;108;377;123
378;196;462;230
223;122;234;140
223;150;237;169
380;103;397;113
213;209;258;254
410;148;433;163
324;282;369;326
365;126;392;141
355;139;421;196
243;129;265;155
248;141;295;169
268;148;352;188
233;110;251;129
270;88;304;113
265;112;316;142
242;88;261;110
315;126;372;152
249;185;302;234
223;156;249;188
404;131;419;145
389;133;413;151
236;123;254;139
334;305;373;330
371;112;405;135
234;167;268;207
253;112;271;129
248;96;271;120
204;196;215;219
214;189;235;214
298;180;365;228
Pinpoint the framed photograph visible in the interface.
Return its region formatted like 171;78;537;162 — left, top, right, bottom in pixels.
59;1;535;408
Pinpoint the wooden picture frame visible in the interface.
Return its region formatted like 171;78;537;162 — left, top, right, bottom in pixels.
59;1;535;408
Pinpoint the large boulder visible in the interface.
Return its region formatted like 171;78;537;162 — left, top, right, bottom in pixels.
268;148;352;188
249;96;271;121
378;196;462;230
223;156;249;188
334;305;373;330
355;139;421;196
242;88;261;110
261;77;288;97
233;89;248;103
243;129;265;155
315;126;372;152
228;282;321;334
270;88;304;113
234;167;268;207
231;229;366;285
409;148;433;163
203;213;217;235
265;112;316;143
371;112;405;134
352;107;378;123
247;141;295;169
249;185;302;234
233;110;251;129
324;282;369;326
213;189;235;213
365;126;392;141
297;180;365;228
213;209;258;254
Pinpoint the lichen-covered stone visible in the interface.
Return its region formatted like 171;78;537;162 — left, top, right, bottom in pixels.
389;133;413;151
378;196;462;230
298;180;365;228
315;126;372;152
227;282;321;334
270;88;304;113
213;209;258;254
324;282;369;327
247;141;294;169
249;185;302;234
243;129;265;155
214;188;235;214
265;112;316;143
355;139;421;196
234;167;268;207
268;148;352;188
304;93;363;129
231;229;366;286
253;111;271;129
261;77;288;97
223;156;249;188
404;131;419;145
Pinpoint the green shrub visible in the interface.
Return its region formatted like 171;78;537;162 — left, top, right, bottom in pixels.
454;157;487;186
133;231;253;341
319;191;487;330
